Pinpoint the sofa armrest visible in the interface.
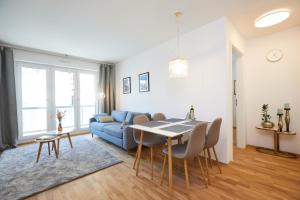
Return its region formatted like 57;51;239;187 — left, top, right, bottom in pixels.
122;125;138;150
89;117;97;123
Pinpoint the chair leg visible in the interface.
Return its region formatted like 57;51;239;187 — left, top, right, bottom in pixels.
197;156;208;188
135;131;144;176
133;148;138;169
150;147;154;180
213;146;222;174
184;160;190;189
36;142;43;163
178;137;182;144
92;132;94;137
160;155;167;186
204;149;210;184
47;142;51;156
207;148;213;168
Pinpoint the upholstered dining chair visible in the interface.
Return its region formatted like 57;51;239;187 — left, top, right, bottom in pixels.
132;115;166;179
152;113;183;144
152;113;166;121
160;122;209;188
204;118;222;174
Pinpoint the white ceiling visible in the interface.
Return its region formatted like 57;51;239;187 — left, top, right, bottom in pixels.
0;0;299;63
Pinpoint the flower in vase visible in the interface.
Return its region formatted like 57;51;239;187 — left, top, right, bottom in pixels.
57;110;66;121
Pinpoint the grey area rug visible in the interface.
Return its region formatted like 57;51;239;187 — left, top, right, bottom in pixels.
0;137;122;200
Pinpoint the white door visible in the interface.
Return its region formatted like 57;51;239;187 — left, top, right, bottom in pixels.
79;73;97;128
54;70;76;130
18;65;48;139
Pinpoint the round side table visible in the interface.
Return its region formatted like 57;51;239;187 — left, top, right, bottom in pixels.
35;135;59;162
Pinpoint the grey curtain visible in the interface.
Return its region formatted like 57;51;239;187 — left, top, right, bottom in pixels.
98;63;116;114
0;47;18;151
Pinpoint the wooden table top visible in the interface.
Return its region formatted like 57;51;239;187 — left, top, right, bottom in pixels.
256;126;296;135
35;134;60;142
35;128;75;142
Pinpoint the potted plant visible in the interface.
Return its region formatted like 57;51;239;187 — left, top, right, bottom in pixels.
261;104;274;128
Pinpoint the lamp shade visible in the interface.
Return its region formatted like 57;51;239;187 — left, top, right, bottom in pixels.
97;92;105;99
169;58;188;78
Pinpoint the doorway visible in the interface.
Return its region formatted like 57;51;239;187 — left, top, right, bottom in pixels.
232;53;237;146
231;47;246;150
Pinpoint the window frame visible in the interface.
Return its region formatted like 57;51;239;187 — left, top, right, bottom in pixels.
15;61;98;141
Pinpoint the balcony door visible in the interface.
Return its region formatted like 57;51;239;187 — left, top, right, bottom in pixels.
79;73;96;128
19;66;48;137
54;70;75;130
16;62;97;140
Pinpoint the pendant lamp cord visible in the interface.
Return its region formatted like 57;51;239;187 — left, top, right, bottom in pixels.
176;13;180;58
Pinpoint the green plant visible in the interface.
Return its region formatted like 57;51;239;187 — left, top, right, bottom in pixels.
261;104;271;122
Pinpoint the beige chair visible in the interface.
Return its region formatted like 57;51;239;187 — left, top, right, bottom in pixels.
204;118;222;173
152;113;183;144
132;115;166;179
160;122;209;188
152;113;166;121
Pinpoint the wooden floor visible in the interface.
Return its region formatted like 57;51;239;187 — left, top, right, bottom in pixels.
26;135;300;200
233;127;237;146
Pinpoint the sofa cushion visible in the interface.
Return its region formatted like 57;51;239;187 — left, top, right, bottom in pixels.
125;112;152;125
99;116;114;123
93;113;108;122
112;110;128;123
90;122;119;132
103;124;123;139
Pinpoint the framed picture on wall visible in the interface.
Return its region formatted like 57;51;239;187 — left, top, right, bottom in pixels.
139;72;150;92
123;77;131;94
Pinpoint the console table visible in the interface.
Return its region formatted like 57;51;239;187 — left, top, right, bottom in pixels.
256;126;297;158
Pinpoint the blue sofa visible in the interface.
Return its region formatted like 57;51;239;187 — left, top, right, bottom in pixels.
89;110;151;150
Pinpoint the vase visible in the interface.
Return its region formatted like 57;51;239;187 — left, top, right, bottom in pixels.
285;109;290;132
261;121;274;128
58;119;63;131
277;114;283;132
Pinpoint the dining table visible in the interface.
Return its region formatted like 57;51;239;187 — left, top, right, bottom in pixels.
130;118;209;191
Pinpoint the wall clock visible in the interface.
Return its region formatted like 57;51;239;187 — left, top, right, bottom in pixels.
266;49;283;62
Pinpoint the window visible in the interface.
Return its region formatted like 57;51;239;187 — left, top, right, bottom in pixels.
55;70;75;129
21;67;47;136
79;73;96;128
16;62;97;140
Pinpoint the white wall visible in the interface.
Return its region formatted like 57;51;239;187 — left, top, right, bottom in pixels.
244;26;300;154
116;18;234;163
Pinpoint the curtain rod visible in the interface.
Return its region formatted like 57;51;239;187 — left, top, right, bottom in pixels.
0;41;114;65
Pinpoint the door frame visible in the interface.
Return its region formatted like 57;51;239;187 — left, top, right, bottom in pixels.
232;46;246;149
15;61;51;141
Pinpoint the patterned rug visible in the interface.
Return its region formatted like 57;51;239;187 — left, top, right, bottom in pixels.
0;136;122;200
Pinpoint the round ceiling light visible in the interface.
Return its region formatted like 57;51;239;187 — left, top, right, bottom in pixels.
255;9;290;28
